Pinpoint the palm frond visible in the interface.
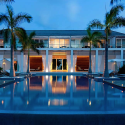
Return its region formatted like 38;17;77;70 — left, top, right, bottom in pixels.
14;13;32;26
110;16;125;28
110;0;121;5
89;19;104;29
29;31;35;40
31;43;39;54
2;29;10;43
81;36;90;43
0;0;14;2
0;14;9;25
91;31;102;39
109;5;124;18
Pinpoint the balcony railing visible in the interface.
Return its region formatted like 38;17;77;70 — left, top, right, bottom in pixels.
49;44;70;48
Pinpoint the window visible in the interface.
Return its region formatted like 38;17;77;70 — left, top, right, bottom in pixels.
40;39;48;48
116;39;121;48
49;39;70;48
122;39;125;48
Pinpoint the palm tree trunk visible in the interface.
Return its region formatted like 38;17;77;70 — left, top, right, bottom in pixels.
103;32;109;77
88;42;92;74
10;44;15;77
27;49;30;73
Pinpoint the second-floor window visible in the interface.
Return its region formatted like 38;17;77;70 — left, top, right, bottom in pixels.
49;39;69;48
116;39;125;48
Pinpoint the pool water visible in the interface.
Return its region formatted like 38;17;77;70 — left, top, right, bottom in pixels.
0;75;125;113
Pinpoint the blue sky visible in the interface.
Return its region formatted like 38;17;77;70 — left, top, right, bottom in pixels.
0;0;125;33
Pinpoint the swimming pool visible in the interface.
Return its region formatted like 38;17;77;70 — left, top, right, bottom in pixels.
0;75;125;114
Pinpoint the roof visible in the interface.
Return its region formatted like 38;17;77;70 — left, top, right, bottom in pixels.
0;30;125;38
26;30;125;37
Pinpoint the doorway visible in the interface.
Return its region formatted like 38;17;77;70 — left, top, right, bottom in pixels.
52;59;67;70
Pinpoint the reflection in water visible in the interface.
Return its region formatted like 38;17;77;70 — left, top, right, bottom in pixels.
0;75;125;112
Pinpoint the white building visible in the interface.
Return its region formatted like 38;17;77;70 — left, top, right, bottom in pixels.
0;30;125;73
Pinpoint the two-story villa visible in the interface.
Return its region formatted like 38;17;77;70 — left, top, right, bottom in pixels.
0;30;125;73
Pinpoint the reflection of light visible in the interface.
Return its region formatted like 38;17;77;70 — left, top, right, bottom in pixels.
46;75;48;80
27;101;29;105
112;81;113;83
24;88;25;91
71;68;73;72
103;83;104;84
87;99;88;102
70;75;73;80
112;87;113;88
48;100;50;106
2;100;4;104
3;87;5;88
26;80;27;85
4;81;5;83
46;68;48;72
122;84;123;86
122;91;123;93
17;82;19;83
94;55;95;57
93;88;95;91
60;100;63;105
89;101;91;106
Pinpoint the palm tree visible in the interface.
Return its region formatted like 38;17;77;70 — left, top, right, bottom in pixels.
89;5;125;77
0;5;32;77
81;27;102;73
16;29;42;73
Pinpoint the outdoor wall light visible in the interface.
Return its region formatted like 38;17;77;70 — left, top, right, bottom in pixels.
89;101;91;106
2;100;4;105
27;101;29;105
3;62;5;65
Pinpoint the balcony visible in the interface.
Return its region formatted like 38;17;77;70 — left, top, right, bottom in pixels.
49;44;70;48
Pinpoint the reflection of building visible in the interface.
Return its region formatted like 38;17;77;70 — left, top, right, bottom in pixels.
75;76;89;90
50;76;68;93
0;76;125;111
29;76;43;90
0;30;125;72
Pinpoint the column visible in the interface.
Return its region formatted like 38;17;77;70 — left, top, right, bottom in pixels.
121;49;123;67
70;36;71;48
95;49;98;72
21;52;24;72
46;50;48;72
71;49;73;72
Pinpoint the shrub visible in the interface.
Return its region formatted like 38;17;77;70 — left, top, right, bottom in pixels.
118;65;125;74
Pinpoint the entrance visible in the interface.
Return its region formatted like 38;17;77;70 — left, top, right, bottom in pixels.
52;59;67;70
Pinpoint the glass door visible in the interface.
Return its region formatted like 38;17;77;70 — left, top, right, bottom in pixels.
52;59;67;70
57;59;62;70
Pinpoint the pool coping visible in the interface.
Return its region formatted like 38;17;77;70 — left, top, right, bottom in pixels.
104;80;125;91
0;110;125;114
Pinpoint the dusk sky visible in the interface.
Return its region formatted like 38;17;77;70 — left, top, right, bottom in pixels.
0;0;125;33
